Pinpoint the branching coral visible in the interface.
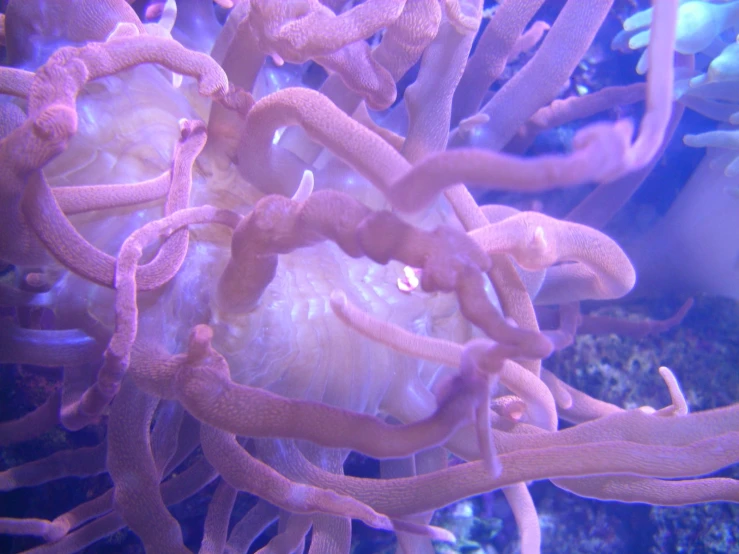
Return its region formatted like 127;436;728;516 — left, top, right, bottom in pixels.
0;1;736;554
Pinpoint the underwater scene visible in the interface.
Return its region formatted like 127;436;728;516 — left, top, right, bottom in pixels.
0;0;737;552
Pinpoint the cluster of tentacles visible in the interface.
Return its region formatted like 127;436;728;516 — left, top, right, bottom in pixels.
0;0;737;553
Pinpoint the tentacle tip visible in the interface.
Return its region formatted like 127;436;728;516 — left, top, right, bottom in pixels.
187;324;215;361
458;113;490;133
270;53;285;67
431;526;457;544
558;396;574;411
43;520;70;542
329;289;348;310
291;169;314;202
33;104;77;142
689;73;708;88
683;134;700;147
107;22;140;41
179;118;207;139
192;324;214;341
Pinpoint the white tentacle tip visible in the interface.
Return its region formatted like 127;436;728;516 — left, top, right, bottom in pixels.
329;290;348;311
291;170;314;203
